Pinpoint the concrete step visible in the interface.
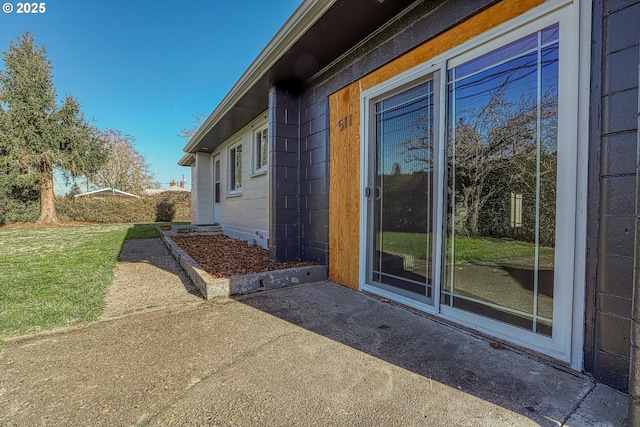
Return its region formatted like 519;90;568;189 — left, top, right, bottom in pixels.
173;224;223;235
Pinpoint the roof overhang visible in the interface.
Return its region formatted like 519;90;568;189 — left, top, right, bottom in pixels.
181;0;417;160
178;153;195;166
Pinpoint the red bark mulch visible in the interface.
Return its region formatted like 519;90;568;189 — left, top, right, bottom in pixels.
171;234;312;279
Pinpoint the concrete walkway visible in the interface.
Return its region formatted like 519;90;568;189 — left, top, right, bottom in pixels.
101;238;202;319
0;239;629;426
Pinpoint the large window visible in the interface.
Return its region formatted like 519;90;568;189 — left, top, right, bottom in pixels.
229;142;242;192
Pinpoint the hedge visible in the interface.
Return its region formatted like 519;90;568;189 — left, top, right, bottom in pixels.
0;192;191;225
56;192;191;223
0;197;40;225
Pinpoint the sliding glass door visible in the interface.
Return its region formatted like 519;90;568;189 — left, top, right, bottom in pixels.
361;10;579;360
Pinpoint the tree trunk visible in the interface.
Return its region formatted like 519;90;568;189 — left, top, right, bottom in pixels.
455;188;471;236
469;183;484;237
38;163;58;224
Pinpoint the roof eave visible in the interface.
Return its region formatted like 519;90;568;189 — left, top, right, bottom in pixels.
178;153;195;166
182;0;336;154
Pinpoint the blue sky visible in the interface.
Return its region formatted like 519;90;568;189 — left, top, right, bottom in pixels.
0;0;301;193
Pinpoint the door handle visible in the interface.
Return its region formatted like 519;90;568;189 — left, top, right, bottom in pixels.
364;186;381;200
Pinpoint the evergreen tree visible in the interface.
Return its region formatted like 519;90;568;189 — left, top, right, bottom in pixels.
66;182;82;198
0;31;107;224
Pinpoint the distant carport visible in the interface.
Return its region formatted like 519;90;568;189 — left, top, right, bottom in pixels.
74;188;140;199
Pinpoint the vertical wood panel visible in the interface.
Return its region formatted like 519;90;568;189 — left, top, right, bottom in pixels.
329;82;361;290
347;82;361;289
336;86;350;286
329;91;343;283
329;87;348;286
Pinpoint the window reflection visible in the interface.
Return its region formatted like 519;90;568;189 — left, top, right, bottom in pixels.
445;25;558;336
372;81;434;300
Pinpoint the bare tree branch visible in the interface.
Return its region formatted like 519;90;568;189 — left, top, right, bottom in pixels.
177;112;208;140
89;129;157;195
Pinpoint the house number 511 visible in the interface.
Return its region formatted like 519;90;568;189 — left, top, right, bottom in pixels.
337;115;352;131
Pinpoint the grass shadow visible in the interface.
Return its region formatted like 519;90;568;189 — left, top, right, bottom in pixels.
124;222;188;240
121;222;202;299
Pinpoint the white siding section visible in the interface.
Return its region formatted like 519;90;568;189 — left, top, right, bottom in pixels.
212;113;270;247
194;152;214;225
190;165;198;223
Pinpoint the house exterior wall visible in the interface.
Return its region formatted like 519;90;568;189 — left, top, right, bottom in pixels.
218;115;270;248
292;0;502;266
190;164;197;222
186;0;638;393
194;152;214;225
584;0;640;393
298;96;330;265
326;0;543;289
269;86;301;260
633;35;640;415
276;0;635;392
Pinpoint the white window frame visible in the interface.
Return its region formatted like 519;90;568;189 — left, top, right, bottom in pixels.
359;0;587;369
253;126;269;175
228;140;243;194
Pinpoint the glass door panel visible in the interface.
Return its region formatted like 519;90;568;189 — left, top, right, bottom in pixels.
369;80;435;301
444;25;558;336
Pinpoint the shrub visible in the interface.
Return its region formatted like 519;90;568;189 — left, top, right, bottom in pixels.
55;192;191;223
0;197;40;225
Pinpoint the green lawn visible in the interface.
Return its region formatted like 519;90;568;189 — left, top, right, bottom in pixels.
0;222;171;340
377;231;432;260
378;231;554;264
126;222;189;239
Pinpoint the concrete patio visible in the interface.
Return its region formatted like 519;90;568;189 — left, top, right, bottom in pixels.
0;280;628;426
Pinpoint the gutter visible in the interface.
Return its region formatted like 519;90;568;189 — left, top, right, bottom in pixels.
182;0;336;154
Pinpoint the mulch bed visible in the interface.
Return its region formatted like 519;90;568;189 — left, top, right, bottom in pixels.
171;234;312;279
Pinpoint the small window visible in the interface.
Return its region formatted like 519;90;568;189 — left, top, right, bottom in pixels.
214;158;221;203
254;127;268;172
229;142;242;192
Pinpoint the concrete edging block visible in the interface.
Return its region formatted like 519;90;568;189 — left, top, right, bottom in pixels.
161;232;228;299
228;264;328;295
160;232;327;300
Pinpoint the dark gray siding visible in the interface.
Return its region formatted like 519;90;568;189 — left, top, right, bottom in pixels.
586;0;640;393
269;85;301;261
299;98;330;264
